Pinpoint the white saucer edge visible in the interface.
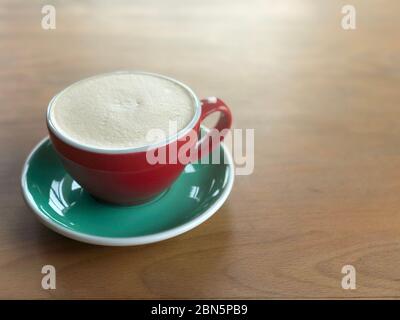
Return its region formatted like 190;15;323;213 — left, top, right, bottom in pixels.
20;132;235;246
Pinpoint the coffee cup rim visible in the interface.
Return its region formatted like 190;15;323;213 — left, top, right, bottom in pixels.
46;71;202;154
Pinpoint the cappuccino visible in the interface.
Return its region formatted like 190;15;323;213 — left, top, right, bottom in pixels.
49;72;196;149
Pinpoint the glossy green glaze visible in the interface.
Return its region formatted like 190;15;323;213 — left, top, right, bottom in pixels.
23;137;232;239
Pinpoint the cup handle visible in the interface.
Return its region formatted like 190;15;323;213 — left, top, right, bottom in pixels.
192;97;232;161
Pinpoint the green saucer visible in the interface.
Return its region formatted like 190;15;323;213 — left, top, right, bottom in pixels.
21;135;234;246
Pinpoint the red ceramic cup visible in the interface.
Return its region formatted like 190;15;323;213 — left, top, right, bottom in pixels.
47;72;232;205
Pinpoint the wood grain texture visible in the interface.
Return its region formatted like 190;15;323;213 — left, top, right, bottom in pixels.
1;0;400;298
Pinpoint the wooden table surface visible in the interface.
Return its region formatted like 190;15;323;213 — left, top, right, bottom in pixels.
1;0;400;299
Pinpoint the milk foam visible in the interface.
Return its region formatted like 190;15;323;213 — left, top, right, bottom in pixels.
50;73;196;149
